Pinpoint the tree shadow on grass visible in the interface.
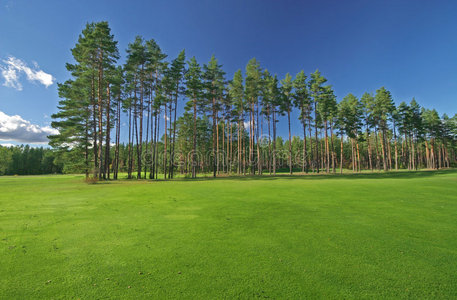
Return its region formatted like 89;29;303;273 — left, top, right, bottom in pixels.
101;168;456;184
191;168;457;182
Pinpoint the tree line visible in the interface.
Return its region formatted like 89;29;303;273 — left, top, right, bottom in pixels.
49;21;457;179
0;145;62;175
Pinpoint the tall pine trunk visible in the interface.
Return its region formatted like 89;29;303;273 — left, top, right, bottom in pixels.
104;85;111;179
288;109;292;175
192;96;197;178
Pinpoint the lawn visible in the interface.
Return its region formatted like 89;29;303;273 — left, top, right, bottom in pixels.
1;170;456;299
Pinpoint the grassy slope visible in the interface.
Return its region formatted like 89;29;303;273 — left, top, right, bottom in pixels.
0;170;456;299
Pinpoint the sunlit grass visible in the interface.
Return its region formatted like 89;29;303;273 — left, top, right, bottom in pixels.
1;170;456;298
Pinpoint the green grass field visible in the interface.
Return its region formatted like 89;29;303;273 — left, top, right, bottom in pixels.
1;170;456;299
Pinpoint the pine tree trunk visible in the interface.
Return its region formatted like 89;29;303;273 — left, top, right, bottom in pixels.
330;122;335;173
366;125;373;171
91;76;98;178
340;135;344;174
170;84;179;179
138;78;144;179
222;120;225;173
425;140;430;169
212;97;217;177
380;130;387;171
168;100;172;179
134;100;140;178
302;118;307;173
97;52;104;179
386;131;391;170
164;102;168;179
374;127;380;170
268;112;272;175
257;101;261;175
238;119;241;175
356;137;361;173
127;105;132;179
84;115;89;179
104;85;111;180
437;145;442;169
321;135;325;171
272;110;277;175
314;102;319;173
114;94;120;180
393;122;398;171
287;110;292;175
151;110;157;179
308;118;314;172
155;109;160;179
411;135;416;170
216;112;220;175
227;121;231;174
325;121;329;173
251;102;255;175
351;138;355;172
192;97;197;178
144;93;150;179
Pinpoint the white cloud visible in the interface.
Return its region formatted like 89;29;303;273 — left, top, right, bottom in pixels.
0;56;55;91
243;121;250;129
0;143;14;147
0;110;58;143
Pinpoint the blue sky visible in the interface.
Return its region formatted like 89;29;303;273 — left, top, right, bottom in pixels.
1;0;457;145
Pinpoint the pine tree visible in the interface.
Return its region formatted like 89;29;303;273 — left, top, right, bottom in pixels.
51;21;119;179
361;92;375;171
184;57;203;178
309;70;327;173
338;94;363;172
168;50;186;179
293;70;310;173
374;87;394;171
203;55;225;177
245;58;262;174
318;86;337;173
280;73;293;174
229;70;245;175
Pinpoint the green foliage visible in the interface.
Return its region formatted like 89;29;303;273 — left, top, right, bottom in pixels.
184;57;203;112
50;21;120;177
203;55;225;107
0;145;61;175
293;70;310;122
280;73;293;113
374;86;395;129
48;22;457;177
245;58;262;104
338;93;363;138
229;69;245;119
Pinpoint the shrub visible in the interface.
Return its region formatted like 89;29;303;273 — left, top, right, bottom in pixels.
85;176;99;184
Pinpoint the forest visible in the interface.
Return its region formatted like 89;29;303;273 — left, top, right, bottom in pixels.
0;145;61;175
49;21;457;179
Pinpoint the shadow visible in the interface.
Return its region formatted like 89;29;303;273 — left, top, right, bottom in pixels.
105;168;457;183
209;168;457;181
211;168;457;181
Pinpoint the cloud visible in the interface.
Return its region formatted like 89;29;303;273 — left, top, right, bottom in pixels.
0;111;58;144
0;143;14;147
0;56;55;91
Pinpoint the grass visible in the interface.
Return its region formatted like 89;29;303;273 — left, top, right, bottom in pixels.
1;170;457;299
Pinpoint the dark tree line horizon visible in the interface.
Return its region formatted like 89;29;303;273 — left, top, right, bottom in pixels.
48;21;457;179
0;145;62;175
